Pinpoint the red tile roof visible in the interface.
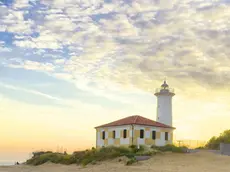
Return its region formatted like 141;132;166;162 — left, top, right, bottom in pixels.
95;115;175;129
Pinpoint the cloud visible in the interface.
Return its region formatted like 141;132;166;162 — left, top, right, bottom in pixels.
3;0;230;156
0;82;62;101
0;41;11;52
0;81;69;107
8;60;56;72
13;0;31;9
0;8;34;35
0;65;157;112
1;0;230;99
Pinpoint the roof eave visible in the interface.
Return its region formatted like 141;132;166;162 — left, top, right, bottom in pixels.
95;124;133;129
95;124;176;129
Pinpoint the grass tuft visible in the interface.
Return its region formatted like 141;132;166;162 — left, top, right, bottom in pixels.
151;144;188;153
26;144;187;166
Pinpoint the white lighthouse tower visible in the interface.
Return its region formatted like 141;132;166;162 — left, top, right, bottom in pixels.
154;80;175;126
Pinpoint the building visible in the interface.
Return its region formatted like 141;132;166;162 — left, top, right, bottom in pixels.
95;80;175;148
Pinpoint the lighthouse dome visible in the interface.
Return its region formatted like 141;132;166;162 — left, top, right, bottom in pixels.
161;80;169;89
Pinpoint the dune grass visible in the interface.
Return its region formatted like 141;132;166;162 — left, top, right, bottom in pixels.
26;144;187;166
151;144;188;153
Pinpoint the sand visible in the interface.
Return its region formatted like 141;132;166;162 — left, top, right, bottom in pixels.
1;151;230;172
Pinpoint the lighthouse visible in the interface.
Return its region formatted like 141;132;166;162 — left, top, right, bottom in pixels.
154;80;175;126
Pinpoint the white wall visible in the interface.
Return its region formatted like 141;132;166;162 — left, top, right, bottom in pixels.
96;131;103;147
134;125;172;146
155;132;167;146
96;125;131;147
96;125;173;147
156;94;173;126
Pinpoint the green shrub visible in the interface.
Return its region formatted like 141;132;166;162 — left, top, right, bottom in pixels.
205;130;230;150
129;145;150;154
151;144;188;153
31;151;52;158
135;150;155;156
129;145;139;153
60;154;76;165
124;153;136;159
26;152;78;166
195;146;205;150
126;157;137;166
81;157;94;166
26;145;158;166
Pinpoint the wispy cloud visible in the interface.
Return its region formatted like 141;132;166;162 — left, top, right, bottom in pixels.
1;0;230;145
0;82;62;101
0;0;229;94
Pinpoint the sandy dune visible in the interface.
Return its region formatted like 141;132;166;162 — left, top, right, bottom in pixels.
1;151;230;172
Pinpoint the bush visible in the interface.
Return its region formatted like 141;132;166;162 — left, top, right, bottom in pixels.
126;157;137;166
151;144;188;153
129;145;139;153
135;150;156;156
26;152;77;166
27;146;135;166
195;146;205;150
26;145;167;166
99;146;130;155
32;151;52;158
129;145;157;156
205;130;230;150
129;145;150;154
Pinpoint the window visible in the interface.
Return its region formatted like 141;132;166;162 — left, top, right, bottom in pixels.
102;131;105;140
140;129;144;139
152;131;156;140
123;129;127;138
165;132;168;141
113;130;116;139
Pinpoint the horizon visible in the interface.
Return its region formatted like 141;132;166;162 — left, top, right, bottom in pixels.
1;0;230;164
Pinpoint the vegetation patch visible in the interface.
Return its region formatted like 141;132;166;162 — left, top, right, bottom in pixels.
194;146;206;150
126;157;137;166
26;146;140;166
151;144;188;153
26;144;187;166
205;129;230;150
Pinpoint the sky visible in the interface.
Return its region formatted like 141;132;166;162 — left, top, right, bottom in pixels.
1;0;230;164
